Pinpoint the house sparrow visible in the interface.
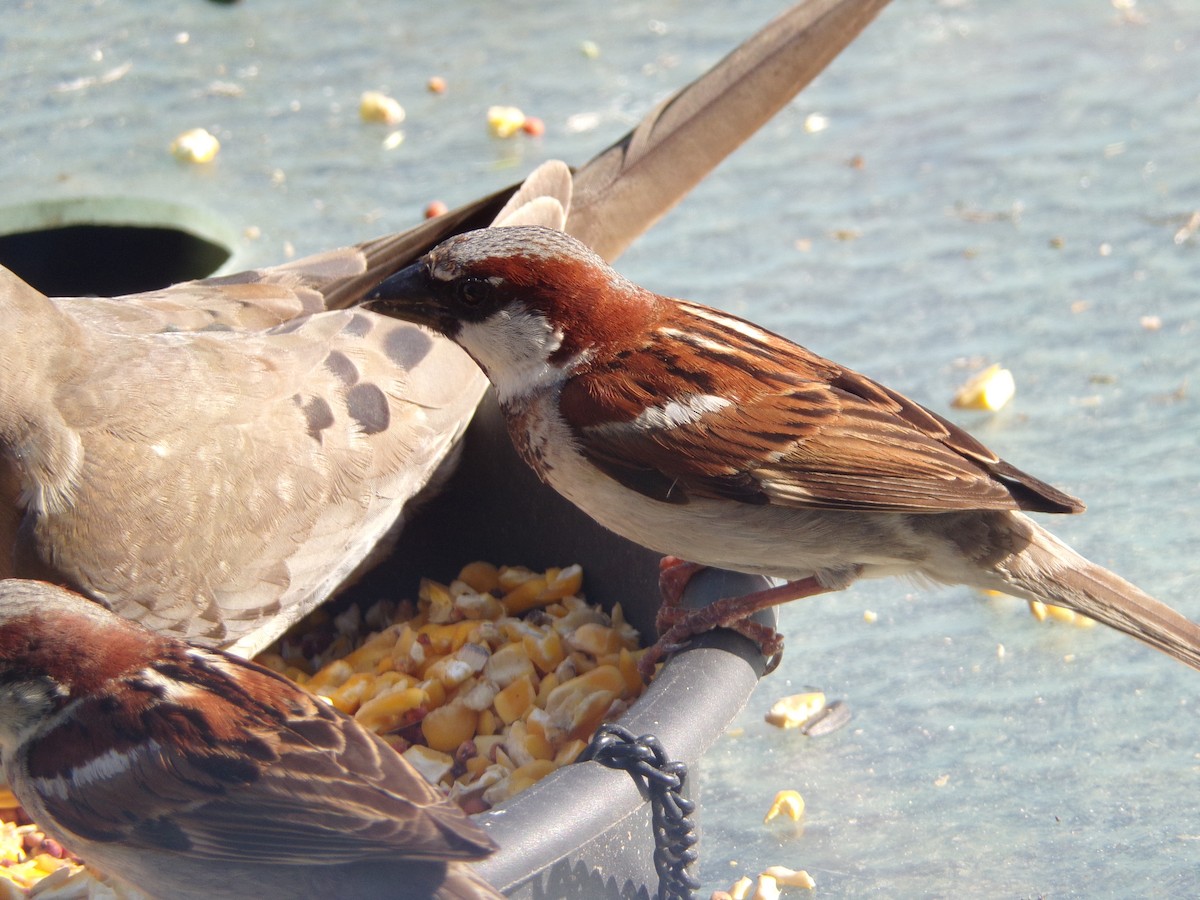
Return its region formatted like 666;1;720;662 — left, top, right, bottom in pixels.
0;579;501;900
0;0;889;659
364;225;1200;676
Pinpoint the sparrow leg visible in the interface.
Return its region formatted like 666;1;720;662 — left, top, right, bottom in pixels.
639;575;833;679
655;556;708;633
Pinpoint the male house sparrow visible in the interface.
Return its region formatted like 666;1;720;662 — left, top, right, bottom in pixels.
365;225;1200;675
0;579;501;900
0;0;889;659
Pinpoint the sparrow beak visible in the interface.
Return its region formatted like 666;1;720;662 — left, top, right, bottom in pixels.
366;262;455;335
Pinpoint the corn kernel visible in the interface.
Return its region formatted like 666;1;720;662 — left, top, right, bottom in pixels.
422;702;479;753
752;874;781;900
355;686;426;733
763;867;816;889
419;578;455;624
764;790;805;823
543;563;583;600
618;648;644;694
494;674;536;725
951;363;1015;412
764;692;827;730
170;127;220;163
498;566;538;590
421;678;447;710
568;622;624;658
554;739;587;766
484;642;536;687
403;745;454;785
507;759;557;794
477;708;498;737
305;659;354;694
359;90;406;125
524;629;566;674
535;671;560;705
325;672;379;714
501;576;551;615
459;561;501;593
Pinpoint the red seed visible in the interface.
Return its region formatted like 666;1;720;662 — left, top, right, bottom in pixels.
521;116;545;137
425;200;449;219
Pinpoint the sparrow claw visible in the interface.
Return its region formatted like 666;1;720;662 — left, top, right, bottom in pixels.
657;557;707;608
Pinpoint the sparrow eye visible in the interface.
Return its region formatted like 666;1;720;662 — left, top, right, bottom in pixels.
457;278;493;309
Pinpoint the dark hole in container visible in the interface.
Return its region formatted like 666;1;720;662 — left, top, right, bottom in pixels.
0;224;230;296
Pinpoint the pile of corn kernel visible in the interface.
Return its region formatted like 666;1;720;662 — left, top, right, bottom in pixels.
256;561;647;811
0;811;81;897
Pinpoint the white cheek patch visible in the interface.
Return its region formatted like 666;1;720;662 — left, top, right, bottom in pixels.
632;393;733;430
457;309;566;402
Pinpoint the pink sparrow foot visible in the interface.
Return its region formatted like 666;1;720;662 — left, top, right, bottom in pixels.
639;567;833;680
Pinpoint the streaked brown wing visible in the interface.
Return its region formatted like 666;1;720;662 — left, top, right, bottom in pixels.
561;302;1081;515
30;653;493;866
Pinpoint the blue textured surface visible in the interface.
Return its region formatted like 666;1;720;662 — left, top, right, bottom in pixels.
3;0;1198;894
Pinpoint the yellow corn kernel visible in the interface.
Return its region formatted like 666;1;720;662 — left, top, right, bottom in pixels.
474;734;505;759
524;729;555;762
764;692;827;730
284;667;310;684
421;678;447;710
484;642;536;688
422;702;479;753
341;636;396;673
459;560;502;594
500;576;551;615
403;745;454;785
325;672;379;714
494;674;536;725
419;578;455;624
465;755;491;779
951;362;1015;412
753;874;782;900
359;90;406;125
763;867;816;890
764;790;805;823
477;708;498;737
535;671;560;705
507;759;557;794
305;659;354;694
544;684;617;742
729;876;755;900
498;565;538;591
524;628;566;674
486;105;526;139
542;563;583;601
170;127;220;163
455;591;505;620
568;622;624;658
419;622;477;655
554;739;587;766
425;654;482;690
618;649;644;694
355;686;427;733
367;670;411;698
569;664;625;698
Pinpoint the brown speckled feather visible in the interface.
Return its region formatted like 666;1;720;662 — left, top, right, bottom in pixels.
563;298;1083;514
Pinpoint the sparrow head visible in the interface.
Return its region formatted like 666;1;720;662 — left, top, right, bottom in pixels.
366;225;657;398
0;582;157;754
